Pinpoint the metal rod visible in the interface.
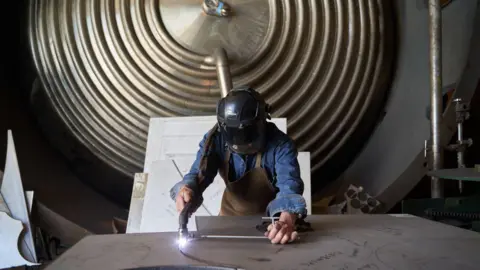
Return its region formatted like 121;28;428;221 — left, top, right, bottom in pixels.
457;122;465;170
200;235;267;239
457;123;464;142
457;121;465;193
214;48;233;98
199;233;301;241
428;0;444;198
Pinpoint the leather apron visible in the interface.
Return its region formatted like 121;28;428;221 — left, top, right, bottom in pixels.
218;150;276;216
198;126;276;216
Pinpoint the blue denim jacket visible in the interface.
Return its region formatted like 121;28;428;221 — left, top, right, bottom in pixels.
169;122;307;218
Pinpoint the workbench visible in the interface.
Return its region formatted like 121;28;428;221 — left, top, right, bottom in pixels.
45;215;480;270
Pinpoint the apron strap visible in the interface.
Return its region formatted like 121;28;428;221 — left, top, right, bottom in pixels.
221;150;261;184
197;124;219;187
223;149;231;182
255;152;262;168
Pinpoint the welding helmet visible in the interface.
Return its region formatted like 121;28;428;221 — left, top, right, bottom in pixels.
216;86;271;155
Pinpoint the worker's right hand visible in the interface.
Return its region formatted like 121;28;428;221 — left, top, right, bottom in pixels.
175;185;194;213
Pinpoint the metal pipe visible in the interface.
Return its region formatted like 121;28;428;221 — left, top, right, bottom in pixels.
199;234;302;240
214;48;233;98
428;0;444;198
457;121;465;193
455;98;466;193
457;121;465;170
457;123;464;142
200;235;267;239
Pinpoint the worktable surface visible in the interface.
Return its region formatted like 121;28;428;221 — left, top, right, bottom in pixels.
45;215;480;270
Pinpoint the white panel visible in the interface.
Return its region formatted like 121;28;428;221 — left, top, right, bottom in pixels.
140;159;209;232
1;131;37;263
126;173;148;234
138;116;311;233
0;212;39;268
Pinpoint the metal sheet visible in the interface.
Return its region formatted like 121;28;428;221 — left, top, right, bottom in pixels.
427;168;480;181
0;212;39;268
45;215;480;270
28;0;394;186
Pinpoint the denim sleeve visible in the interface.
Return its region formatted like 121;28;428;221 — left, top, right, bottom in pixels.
266;139;308;218
169;132;219;201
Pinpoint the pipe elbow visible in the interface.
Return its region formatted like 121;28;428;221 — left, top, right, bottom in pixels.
213;48;229;66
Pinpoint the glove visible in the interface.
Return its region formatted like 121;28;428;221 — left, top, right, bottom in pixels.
175;185;194;213
265;212;299;244
175;185;203;215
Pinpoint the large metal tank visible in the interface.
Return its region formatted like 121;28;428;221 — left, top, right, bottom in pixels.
28;0;395;205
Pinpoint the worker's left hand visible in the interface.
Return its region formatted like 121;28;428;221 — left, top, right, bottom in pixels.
265;212;298;244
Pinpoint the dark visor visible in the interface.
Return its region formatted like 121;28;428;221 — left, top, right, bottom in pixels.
224;124;260;146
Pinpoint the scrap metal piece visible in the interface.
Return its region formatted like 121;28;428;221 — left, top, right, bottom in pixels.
0;212;40;268
112;217;127;234
344;185;381;214
1;130;37;263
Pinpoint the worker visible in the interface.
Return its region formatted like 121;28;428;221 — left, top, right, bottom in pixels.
170;86;307;244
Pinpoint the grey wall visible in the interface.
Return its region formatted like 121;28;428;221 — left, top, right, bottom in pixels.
334;0;479;209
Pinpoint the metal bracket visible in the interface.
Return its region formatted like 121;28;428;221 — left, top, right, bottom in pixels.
453;98;470;123
446;98;473;193
445;138;473;153
202;0;231;17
